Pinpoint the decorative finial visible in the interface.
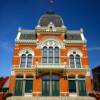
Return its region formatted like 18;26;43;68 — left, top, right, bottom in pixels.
18;27;21;31
80;28;83;33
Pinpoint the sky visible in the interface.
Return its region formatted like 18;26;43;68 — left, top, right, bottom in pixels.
0;0;100;77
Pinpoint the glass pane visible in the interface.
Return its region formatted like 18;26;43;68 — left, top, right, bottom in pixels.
78;80;86;96
52;80;60;96
27;54;32;67
54;47;59;57
55;57;59;63
42;47;47;63
14;80;23;96
25;80;33;93
48;47;53;63
76;55;81;68
21;54;26;67
69;80;76;93
42;80;50;96
42;57;47;63
43;47;47;57
70;55;75;68
49;47;53;57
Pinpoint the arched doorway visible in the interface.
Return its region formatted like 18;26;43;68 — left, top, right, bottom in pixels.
42;75;60;96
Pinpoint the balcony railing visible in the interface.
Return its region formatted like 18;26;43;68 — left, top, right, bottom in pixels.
36;63;66;69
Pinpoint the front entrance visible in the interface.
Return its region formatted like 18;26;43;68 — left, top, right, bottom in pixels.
42;75;60;96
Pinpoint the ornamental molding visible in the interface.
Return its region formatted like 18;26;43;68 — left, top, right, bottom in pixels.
67;48;83;57
12;68;35;72
37;38;65;48
64;68;88;72
63;40;86;44
19;48;34;56
15;40;37;44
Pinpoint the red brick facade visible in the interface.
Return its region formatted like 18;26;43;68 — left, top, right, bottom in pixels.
9;12;92;96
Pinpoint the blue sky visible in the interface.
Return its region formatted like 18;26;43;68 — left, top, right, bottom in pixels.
0;0;100;77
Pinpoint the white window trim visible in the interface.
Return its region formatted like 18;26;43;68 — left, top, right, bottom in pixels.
68;50;82;68
19;48;34;68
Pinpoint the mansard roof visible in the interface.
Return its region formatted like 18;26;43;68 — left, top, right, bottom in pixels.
20;34;36;40
38;11;64;27
17;29;37;40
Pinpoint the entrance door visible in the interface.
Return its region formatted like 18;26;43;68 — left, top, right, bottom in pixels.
52;80;60;96
69;80;76;95
78;80;86;96
25;80;33;93
42;80;50;96
14;80;23;96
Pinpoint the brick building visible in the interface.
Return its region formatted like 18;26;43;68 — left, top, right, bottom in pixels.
92;66;100;92
9;12;92;96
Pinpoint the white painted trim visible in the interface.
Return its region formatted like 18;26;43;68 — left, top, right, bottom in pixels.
64;40;86;43
19;48;34;56
15;40;37;43
16;29;21;40
37;38;65;49
19;48;34;68
67;49;83;57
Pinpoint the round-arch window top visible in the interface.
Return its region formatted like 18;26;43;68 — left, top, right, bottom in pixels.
38;12;64;27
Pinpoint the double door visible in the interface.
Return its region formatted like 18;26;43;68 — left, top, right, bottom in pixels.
42;80;59;96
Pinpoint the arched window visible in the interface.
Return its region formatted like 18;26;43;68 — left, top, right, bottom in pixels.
48;47;53;63
69;55;75;68
42;47;47;63
54;47;59;63
27;54;32;67
20;50;33;67
20;54;26;67
75;54;81;68
69;51;82;68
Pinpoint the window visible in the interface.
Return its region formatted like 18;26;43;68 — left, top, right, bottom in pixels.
27;54;32;67
42;46;60;64
69;51;82;68
75;54;81;68
21;54;26;67
20;51;32;67
69;55;75;68
42;47;47;63
54;47;59;63
48;47;53;63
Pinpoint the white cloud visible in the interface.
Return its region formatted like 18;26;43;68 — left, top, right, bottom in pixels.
88;47;100;51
